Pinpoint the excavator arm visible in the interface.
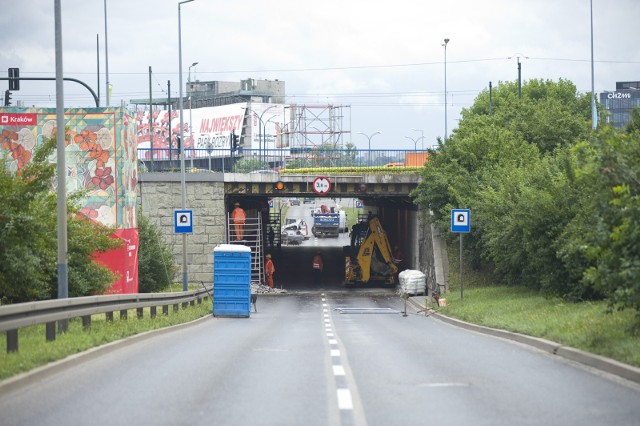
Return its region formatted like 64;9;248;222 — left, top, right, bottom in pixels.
347;217;398;284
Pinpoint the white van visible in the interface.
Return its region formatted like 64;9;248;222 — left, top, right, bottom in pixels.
281;219;309;239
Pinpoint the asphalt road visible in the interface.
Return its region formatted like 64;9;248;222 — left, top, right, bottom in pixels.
2;294;639;426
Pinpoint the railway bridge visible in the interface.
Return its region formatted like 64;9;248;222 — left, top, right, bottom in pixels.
139;171;448;292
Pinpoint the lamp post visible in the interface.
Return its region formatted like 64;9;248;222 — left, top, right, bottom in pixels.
590;0;597;129
188;61;198;153
411;128;424;150
405;136;419;151
178;0;194;292
443;38;450;143
357;131;381;166
249;104;279;168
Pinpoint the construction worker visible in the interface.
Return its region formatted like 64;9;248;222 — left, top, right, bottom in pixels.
231;202;246;241
312;251;324;285
265;253;275;288
393;246;405;283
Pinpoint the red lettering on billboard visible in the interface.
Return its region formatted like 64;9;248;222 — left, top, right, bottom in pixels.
199;114;242;134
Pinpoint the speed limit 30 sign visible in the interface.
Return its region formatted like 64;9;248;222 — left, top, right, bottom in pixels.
312;176;331;195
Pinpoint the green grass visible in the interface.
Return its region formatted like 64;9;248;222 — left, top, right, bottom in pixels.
437;284;640;367
0;302;212;381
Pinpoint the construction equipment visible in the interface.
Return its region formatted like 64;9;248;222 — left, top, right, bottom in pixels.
344;216;398;285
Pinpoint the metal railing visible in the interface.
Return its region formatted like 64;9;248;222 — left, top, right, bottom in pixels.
138;147;428;173
0;286;212;353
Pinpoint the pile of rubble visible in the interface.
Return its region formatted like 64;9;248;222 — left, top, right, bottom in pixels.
251;282;287;294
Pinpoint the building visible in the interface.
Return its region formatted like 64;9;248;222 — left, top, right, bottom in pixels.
599;81;640;129
129;78;285;110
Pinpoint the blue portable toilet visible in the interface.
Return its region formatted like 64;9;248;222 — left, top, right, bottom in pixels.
213;244;252;317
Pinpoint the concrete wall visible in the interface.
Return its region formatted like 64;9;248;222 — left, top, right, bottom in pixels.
139;173;226;284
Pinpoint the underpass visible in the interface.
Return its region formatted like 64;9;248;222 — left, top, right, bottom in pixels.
139;171;448;293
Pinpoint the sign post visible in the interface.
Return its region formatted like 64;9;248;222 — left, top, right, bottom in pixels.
451;209;470;300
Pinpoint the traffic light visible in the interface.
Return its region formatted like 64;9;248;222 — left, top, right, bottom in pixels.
230;132;240;152
8;68;19;91
4;90;11;106
273;181;285;191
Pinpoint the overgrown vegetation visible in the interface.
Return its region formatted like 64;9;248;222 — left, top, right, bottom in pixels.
0;136;121;303
413;78;640;322
437;251;640;367
137;213;179;293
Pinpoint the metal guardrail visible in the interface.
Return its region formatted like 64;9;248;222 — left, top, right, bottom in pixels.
0;286;212;353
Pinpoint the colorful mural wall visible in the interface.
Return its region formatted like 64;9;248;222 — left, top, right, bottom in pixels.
0;107;139;293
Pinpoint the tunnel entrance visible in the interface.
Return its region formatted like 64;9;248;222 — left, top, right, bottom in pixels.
260;196;409;292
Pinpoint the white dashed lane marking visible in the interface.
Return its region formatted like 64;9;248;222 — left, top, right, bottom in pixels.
322;292;357;415
337;389;354;410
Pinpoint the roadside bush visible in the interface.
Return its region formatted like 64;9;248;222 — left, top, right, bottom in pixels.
137;213;178;293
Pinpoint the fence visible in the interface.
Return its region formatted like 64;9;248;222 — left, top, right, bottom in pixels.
0;286;212;353
138;147;428;173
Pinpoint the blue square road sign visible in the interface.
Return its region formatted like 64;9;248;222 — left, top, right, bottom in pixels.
174;210;193;234
451;209;471;233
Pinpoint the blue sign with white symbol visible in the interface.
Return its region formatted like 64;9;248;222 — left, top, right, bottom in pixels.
451;209;471;233
174;209;193;234
355;200;363;209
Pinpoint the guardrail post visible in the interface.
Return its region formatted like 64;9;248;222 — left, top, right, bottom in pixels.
82;315;91;330
182;302;188;309
120;310;128;320
173;304;179;312
46;322;56;341
7;330;18;353
190;300;195;307
137;308;144;319
106;312;114;322
151;306;157;318
163;305;169;315
197;297;202;305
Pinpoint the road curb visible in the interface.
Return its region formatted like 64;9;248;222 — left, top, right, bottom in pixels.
408;297;640;385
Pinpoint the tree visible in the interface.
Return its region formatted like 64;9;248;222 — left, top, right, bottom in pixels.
137;213;178;292
625;107;640;134
560;128;640;314
413;78;592;288
0;135;121;303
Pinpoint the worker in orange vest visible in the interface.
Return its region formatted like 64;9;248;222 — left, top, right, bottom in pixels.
231;202;246;241
265;253;275;288
312;251;324;285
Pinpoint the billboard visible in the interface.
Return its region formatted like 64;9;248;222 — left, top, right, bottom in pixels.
136;102;291;160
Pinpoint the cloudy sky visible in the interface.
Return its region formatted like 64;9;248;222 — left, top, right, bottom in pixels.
1;0;638;149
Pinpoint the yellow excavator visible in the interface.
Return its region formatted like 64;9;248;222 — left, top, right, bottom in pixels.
344;216;398;286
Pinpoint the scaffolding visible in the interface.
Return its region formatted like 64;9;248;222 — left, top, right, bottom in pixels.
287;104;351;150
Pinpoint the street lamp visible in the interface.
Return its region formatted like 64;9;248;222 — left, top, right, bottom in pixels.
443;38;450;143
248;104;279;167
411;128;424;150
405;136;419;151
188;61;198;93
357;131;382;166
178;0;194;292
188;61;198;154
